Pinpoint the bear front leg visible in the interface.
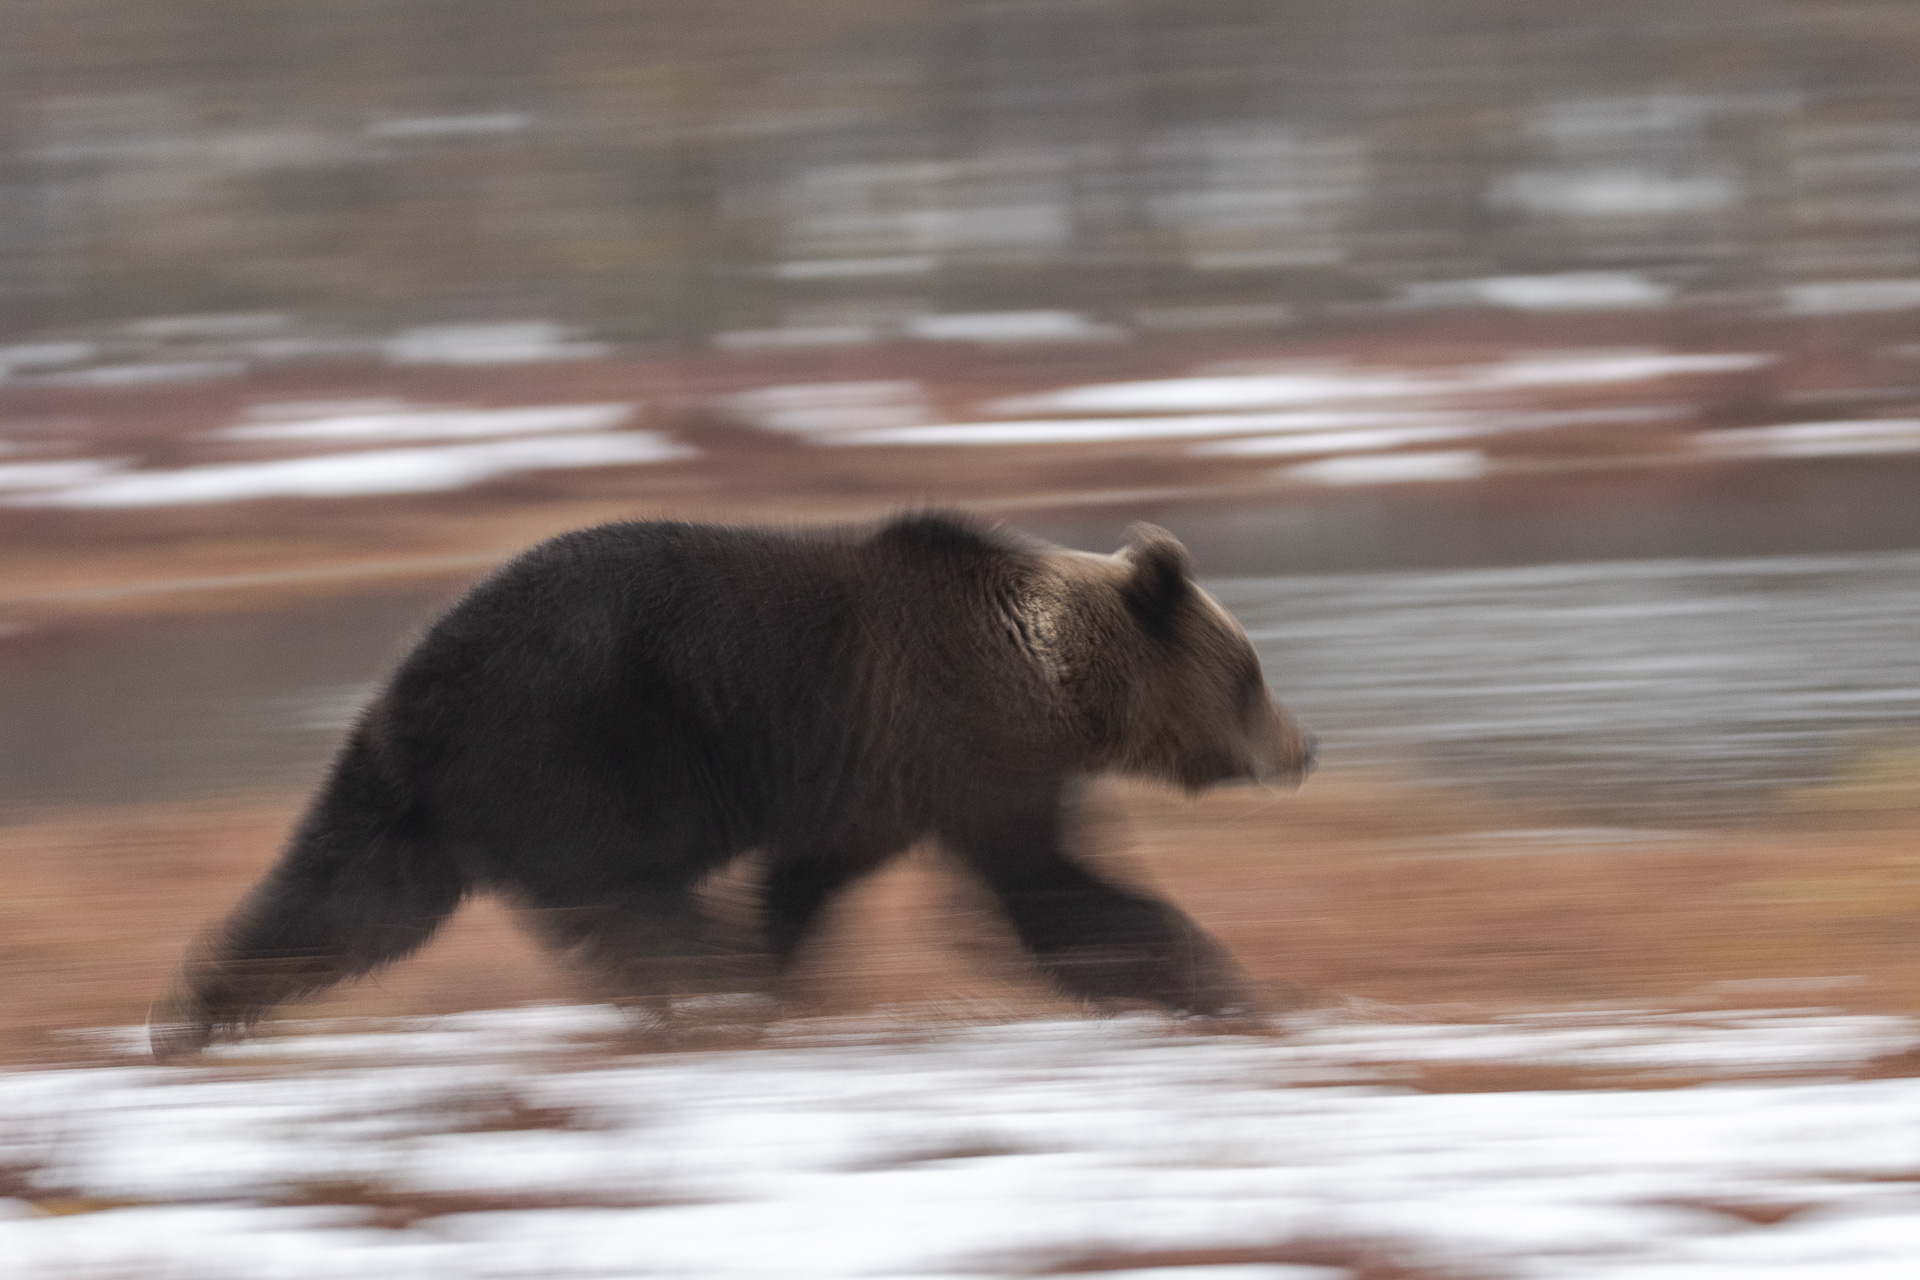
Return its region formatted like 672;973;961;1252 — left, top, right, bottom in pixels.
762;842;907;971
944;792;1254;1017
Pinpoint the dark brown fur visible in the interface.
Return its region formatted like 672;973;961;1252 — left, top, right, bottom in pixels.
151;513;1310;1059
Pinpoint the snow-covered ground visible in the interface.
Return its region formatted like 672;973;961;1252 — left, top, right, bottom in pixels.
977;353;1768;419
0;399;688;508
213;402;639;444
5;1005;1918;1279
3;433;694;508
1693;420;1920;459
0;344;1867;508
818;351;1760;464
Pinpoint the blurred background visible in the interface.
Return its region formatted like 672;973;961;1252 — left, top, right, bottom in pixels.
3;0;1920;1055
8;0;1920;336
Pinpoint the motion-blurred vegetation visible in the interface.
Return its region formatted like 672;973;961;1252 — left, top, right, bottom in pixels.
1787;732;1920;816
7;0;1920;340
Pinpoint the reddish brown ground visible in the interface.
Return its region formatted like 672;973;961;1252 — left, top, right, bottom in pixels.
5;771;1916;1066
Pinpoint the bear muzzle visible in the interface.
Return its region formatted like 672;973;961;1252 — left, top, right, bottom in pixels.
1177;707;1314;792
1247;704;1316;789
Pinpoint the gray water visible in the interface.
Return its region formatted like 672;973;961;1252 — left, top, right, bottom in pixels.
2;550;1917;823
0;589;442;817
1222;549;1920;820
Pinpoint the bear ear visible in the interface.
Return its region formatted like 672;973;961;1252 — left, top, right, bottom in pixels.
1119;523;1192;637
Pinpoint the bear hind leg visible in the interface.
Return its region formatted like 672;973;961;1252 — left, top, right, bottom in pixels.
520;878;772;1012
151;800;463;1061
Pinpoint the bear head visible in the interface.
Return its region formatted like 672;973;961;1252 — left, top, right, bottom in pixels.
1013;523;1315;792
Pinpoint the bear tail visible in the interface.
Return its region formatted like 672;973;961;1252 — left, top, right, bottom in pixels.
149;734;464;1062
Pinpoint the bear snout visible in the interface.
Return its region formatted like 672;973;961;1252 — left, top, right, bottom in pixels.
1250;702;1316;788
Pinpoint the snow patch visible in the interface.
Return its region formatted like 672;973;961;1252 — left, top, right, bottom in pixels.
1695;420;1920;459
902;311;1125;344
773;255;937;280
126;313;290;340
25;361;247;387
715;325;879;350
1280;450;1491;486
1082;1270;1347;1280
1473;351;1769;387
988;371;1432;417
989;351;1766;416
383;323;606;365
4;433;694;508
0;341;99;375
1782;280;1920;315
831;410;1468;447
216;402;637;443
1401;271;1678;312
728;382;929;435
0;458;132;492
1;1008;1917;1279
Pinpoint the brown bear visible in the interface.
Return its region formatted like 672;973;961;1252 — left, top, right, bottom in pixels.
150;512;1312;1059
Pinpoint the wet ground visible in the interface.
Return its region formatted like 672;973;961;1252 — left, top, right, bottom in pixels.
1227;548;1920;821
0;587;445;815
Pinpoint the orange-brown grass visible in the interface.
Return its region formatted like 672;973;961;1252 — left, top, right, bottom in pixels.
1120;776;1920;1019
4;773;1919;1065
0;797;574;1063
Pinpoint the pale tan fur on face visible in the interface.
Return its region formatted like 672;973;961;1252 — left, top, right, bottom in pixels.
1009;536;1311;789
1005;547;1130;687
